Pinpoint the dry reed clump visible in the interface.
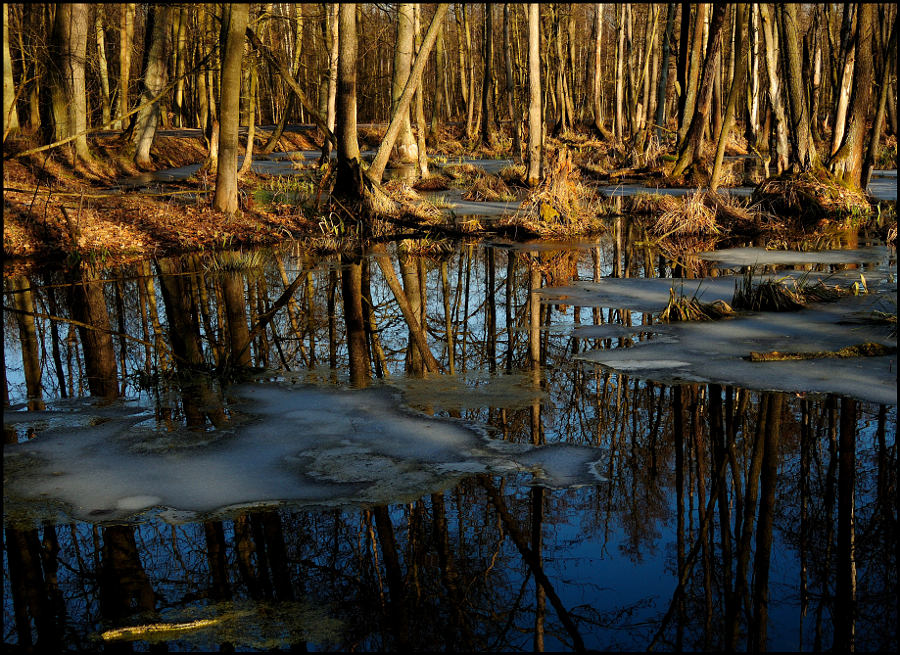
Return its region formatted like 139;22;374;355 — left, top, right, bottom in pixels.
653;190;720;236
731;270;854;312
461;173;515;201
751;169;870;220
498;163;527;187
516;149;602;235
652;190;760;236
412;174;451;191
441;162;482;184
658;286;734;322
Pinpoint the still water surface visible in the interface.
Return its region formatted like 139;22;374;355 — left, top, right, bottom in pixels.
3;221;897;651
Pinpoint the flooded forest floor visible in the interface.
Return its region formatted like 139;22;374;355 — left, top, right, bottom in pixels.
3;123;897;274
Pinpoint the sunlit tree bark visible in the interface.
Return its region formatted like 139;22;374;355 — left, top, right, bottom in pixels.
131;4;170;168
829;2;875;188
213;3;248;215
3;3;20;137
526;3;543;185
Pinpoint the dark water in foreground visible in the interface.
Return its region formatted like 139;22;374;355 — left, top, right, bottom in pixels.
3;226;897;651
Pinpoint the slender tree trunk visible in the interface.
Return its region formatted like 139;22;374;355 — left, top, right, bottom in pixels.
366;4;449;184
679;3;707;140
503;4;522;154
93;8;112;127
778;3;820;172
614;4;625;139
526;3;543;185
481;3;496;146
829;3;875;188
132;4;171;169
392;4;417;164
172;6;187;127
335;2;363;198
758;3;789;173
862;15;897;188
413;5;429;177
831;4;857;157
3;3;20;137
671;3;727;177
710;4;749;190
591;4;612;139
116;4;135;130
431;19;446;137
213;3;248;215
238;50;258;176
654;3;676;141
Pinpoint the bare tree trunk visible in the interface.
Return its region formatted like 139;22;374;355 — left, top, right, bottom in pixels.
679;3;707;140
778;3;820;172
392;4;417;164
318;3;339;163
830;4;857;157
710;3;749;190
366;4;449;184
526;3;543;185
503;4;522;154
116;4;135;130
213;3;248;215
94;7;112;126
862;16;897;188
481;3;496;146
591;4;613;139
3;2;19;137
671;3;727;177
431;18;446;137
758;3;789;173
413;4;429;177
172;6;187;127
335;2;363;198
654;3;676;140
53;4;92;164
238;49;258;177
341;256;372;388
828;3;875;188
132;4;171;169
614;4;625;140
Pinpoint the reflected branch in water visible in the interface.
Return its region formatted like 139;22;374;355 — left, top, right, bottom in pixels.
478;475;587;653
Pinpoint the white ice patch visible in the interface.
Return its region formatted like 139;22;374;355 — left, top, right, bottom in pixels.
4;384;606;525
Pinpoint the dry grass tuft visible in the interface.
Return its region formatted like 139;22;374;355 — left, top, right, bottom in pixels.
516;149;602;235
731;270;854;312
658;286;734;322
461;173;515;201
752;169;870;220
442;162;482;184
653;190;719;236
412;174;451;191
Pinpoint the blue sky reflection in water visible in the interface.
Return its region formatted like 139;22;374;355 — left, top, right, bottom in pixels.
3;235;897;651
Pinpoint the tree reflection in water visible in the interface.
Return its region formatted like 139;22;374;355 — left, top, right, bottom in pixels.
2;239;897;651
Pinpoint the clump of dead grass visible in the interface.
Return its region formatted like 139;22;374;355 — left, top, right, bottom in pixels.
653;190;719;236
651;190;760;237
752;169;870;221
658;285;734;322
731;270;856;312
412;174;451;191
516;149;602;236
461;173;515;201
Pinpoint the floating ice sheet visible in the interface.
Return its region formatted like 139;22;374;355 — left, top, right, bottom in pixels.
538;268;895;313
697;246;892;269
4;384;606;526
576;292;897;405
